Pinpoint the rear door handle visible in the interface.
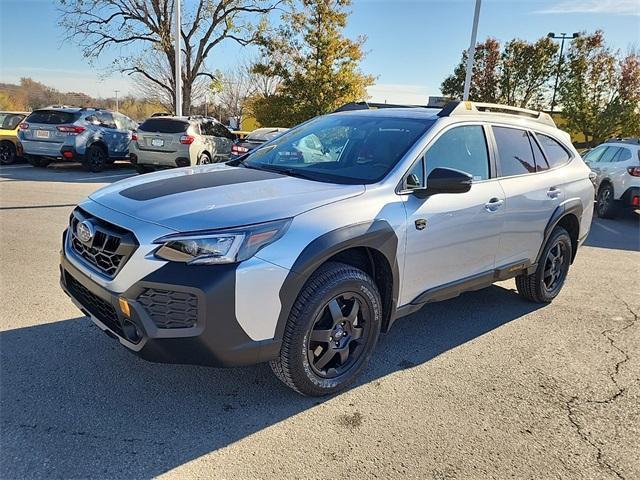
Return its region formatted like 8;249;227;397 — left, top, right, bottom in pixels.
547;187;561;199
484;198;504;212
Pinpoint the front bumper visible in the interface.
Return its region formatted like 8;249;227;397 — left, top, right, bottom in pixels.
60;240;280;367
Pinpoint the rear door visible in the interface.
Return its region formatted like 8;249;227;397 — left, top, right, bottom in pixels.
210;122;235;160
493;126;569;266
97;111;129;157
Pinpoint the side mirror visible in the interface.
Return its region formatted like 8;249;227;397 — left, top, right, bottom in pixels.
413;167;473;197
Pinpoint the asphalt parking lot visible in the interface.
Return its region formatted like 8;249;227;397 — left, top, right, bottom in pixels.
1;162;638;479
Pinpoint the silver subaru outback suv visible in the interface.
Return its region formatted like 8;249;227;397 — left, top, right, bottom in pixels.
60;101;594;396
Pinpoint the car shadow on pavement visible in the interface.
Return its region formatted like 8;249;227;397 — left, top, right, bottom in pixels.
0;284;541;478
585;214;639;252
0;161;136;184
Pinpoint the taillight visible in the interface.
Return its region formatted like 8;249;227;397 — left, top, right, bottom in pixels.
626;166;640;177
131;133;138;142
632;195;639;207
57;125;86;135
180;134;195;145
231;144;249;154
19;123;29;130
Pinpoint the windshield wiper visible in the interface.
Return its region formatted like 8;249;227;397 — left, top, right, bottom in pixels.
257;165;319;181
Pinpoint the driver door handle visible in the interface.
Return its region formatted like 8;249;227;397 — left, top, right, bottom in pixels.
484;197;504;212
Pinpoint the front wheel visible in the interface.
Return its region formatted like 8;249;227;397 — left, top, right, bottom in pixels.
596;184;618;219
270;262;382;396
197;152;212;165
516;226;572;303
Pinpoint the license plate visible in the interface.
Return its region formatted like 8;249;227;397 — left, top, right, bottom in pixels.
151;138;164;147
35;130;50;139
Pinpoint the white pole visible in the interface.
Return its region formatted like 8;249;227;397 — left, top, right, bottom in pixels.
463;0;482;101
174;0;182;116
114;90;119;112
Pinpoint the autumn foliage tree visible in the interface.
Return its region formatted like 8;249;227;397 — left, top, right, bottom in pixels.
251;0;374;126
559;31;640;145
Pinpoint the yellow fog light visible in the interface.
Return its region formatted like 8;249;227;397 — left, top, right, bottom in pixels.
118;297;131;318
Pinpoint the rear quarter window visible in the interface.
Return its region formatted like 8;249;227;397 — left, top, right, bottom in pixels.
139;119;189;134
536;134;571;168
26;110;80;125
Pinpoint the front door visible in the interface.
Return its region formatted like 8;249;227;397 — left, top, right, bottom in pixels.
400;124;505;306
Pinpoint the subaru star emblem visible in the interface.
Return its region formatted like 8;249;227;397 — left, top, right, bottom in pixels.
77;220;94;244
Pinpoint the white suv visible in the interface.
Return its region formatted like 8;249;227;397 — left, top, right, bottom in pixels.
59;102;594;396
582;138;640;218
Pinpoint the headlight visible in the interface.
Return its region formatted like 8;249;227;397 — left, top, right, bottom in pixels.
154;218;291;265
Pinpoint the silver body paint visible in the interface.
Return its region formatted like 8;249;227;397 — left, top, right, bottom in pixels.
67;110;594;343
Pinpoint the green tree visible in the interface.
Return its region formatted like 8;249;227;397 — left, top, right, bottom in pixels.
618;52;640;138
500;37;558;108
441;38;501;102
252;0;374;126
558;31;632;145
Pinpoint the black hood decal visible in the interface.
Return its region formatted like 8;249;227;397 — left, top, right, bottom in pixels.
119;168;283;201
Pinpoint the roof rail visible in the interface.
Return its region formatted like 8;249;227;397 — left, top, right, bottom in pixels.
334;101;427;112
79;106;104;111
438;101;556;128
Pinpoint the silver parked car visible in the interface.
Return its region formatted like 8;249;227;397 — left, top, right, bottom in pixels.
130;116;237;173
60;101;594;396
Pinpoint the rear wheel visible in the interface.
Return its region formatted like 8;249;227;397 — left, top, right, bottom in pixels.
197;152;212;165
135;164;154;174
270;262;382;396
516;226;572;303
0;141;17;165
26;155;51;168
84;144;107;172
596;183;618;219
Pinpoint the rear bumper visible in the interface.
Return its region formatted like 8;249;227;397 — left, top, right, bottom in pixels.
60;237;280;367
21;139;69;160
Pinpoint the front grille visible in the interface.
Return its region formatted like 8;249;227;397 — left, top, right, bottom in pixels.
137;288;198;329
65;272;123;336
68;208;138;278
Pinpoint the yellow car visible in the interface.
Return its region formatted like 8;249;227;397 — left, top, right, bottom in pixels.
0;111;29;165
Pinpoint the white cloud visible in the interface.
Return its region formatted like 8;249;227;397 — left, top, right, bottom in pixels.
535;0;640;15
366;83;433;105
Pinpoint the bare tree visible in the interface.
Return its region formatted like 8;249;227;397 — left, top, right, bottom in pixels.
58;0;282;113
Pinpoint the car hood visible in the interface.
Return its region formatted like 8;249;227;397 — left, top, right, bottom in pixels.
88;164;365;232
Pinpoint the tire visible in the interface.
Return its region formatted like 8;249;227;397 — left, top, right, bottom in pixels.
84;144;107;172
26;155;51;168
197;152;212;165
0;141;17;165
270;262;382;396
596;183;618;219
516;226;572;303
135;164;154;174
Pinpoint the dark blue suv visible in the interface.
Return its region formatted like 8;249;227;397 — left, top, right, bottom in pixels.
18;106;137;172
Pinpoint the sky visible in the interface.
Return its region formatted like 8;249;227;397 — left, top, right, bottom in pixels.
1;0;639;104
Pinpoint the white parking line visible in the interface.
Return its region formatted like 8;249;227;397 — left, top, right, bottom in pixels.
75;173;136;181
592;220;619;234
0;165;33;170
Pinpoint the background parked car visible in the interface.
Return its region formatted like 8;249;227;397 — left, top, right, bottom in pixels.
18;106;137;172
130;116;236;173
582;138;640;218
0;111;29;165
230;127;289;158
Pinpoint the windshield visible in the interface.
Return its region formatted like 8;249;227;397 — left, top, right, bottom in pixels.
240;114;434;184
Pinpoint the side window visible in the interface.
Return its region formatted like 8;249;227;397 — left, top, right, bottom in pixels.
536;134;571;168
598;147;620;163
583;145;607;163
405;158;425;190
425;125;489;181
528;132;549;172
613;147;632;162
211;122;234;139
96;111;116;129
493;126;536;176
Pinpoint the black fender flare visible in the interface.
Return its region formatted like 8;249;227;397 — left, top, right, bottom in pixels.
85;139;109;157
274;220;400;341
534;197;582;265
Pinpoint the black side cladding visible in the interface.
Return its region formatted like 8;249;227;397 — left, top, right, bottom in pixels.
119;167;283;201
274;220;400;341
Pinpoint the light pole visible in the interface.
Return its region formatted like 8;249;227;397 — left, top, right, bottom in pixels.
174;0;182;116
463;0;482;101
548;32;579;114
114;90;119;112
